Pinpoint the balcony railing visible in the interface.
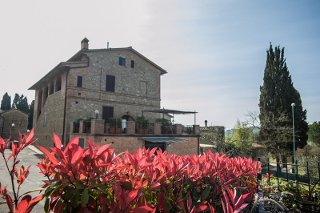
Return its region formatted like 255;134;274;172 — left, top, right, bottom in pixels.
70;119;199;136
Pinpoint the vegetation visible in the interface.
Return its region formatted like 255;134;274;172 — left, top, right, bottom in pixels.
0;92;34;130
259;44;308;163
12;94;29;114
260;175;320;212
0;130;43;213
0;92;11;111
308;121;320;145
225;120;256;157
0;131;262;212
136;116;149;129
37;135;260;212
108;117;121;128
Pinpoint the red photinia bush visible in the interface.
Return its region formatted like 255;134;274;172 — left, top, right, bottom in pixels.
0;130;44;213
38;135;261;213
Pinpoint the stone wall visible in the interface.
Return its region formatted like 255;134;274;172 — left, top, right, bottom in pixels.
200;126;225;152
0;109;28;140
32;47;164;147
69;134;199;155
34;90;66;147
64;49;163;142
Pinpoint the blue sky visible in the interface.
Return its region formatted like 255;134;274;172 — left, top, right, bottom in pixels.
0;0;319;129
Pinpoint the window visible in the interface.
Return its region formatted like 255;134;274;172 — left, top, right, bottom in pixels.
131;60;134;68
106;75;115;92
77;76;83;87
102;106;114;124
119;57;126;66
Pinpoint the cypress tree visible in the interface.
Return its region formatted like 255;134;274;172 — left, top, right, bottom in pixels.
259;44;308;162
1;92;11;111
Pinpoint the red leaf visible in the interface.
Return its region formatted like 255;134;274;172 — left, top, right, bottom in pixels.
16;195;31;213
25;129;35;145
96;144;110;156
128;190;139;203
71;147;84;164
53;133;62;149
132;205;155;213
191;205;208;213
37;146;58;164
5;194;14;213
64;137;79;155
8;142;16;160
26;194;44;213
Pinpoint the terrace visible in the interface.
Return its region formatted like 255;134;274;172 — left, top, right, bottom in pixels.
70;109;199;136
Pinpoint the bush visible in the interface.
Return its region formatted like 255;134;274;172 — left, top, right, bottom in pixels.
37;135;261;212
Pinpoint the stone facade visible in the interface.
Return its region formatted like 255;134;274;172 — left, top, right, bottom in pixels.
30;38;167;147
199;126;225;153
0;109;28;140
30;38;200;155
70;133;199;155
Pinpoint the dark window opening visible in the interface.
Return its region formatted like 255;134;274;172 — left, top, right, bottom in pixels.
77;76;83;87
106;75;115;92
145;142;166;152
102;106;114;124
119;57;126;66
49;82;54;95
56;76;61;91
131;60;134;68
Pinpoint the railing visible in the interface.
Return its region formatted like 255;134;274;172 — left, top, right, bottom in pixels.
83;121;91;133
259;159;320;200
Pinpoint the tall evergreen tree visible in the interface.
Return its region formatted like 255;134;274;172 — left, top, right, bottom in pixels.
1;92;11;111
259;44;308;162
12;93;20;109
12;94;29;114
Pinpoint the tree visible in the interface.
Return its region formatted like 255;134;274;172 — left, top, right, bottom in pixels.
12;93;29;114
308;121;320;145
259;44;308;163
1;92;11;111
225;120;255;157
11;93;20;109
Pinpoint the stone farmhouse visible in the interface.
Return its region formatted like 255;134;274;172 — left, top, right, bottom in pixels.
0;109;28;140
29;38;200;155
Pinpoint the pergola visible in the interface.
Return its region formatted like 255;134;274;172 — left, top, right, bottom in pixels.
142;108;198;125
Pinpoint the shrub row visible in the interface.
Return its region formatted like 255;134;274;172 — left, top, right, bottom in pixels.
37;135;261;212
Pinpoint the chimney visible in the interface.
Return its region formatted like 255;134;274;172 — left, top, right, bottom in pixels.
205;120;208;127
81;38;89;50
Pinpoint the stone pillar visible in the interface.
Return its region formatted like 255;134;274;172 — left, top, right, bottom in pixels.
193;125;200;135
126;120;135;134
154;122;161;135
41;87;45;107
174;124;183;134
53;78;57;92
79;120;84;134
91;119;105;134
70;122;74;134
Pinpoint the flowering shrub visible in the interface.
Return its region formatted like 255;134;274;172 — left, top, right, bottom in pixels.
38;135;261;212
0;130;43;213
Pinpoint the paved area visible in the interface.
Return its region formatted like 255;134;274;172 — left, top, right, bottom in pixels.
0;145;45;212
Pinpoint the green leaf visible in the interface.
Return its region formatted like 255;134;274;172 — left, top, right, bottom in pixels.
44;198;50;213
81;188;89;207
